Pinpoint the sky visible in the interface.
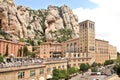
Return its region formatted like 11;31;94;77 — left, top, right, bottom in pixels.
15;0;120;51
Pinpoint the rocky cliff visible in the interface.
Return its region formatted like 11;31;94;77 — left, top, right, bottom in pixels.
0;0;79;45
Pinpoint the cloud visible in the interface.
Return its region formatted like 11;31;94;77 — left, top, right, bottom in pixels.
73;0;120;51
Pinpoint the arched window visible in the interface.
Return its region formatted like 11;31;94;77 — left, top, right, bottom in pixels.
70;43;73;52
74;54;76;57
74;42;77;52
67;44;69;52
78;54;80;57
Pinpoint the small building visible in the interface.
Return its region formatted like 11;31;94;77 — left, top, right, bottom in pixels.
0;39;24;57
39;42;62;58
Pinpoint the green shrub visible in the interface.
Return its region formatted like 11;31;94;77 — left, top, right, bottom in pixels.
91;67;97;72
80;63;90;72
0;56;4;63
104;60;114;66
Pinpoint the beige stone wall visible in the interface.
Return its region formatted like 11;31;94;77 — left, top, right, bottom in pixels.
62;38;79;58
109;45;117;60
0;71;17;80
66;52;91;68
45;60;67;75
50;43;62;58
95;39;109;64
39;42;51;58
27;45;32;52
39;42;62;58
0;65;46;80
68;57;91;69
0;60;67;80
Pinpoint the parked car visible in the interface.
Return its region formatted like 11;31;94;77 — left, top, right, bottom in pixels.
91;72;97;75
97;72;101;75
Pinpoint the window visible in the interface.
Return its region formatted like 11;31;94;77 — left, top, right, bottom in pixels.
47;68;51;72
73;64;76;66
78;54;80;57
18;71;25;80
73;60;76;62
30;70;35;77
53;67;56;70
85;46;87;52
78;59;80;61
40;68;44;74
58;66;61;69
74;54;76;57
82;59;84;61
62;65;64;69
82;53;84;56
67;44;69;51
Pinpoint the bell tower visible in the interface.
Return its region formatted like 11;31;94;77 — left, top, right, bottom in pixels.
79;20;95;59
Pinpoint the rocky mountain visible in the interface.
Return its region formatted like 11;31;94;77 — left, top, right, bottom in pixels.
0;0;79;45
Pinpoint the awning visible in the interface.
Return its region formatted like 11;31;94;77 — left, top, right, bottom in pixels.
47;74;52;79
39;77;45;80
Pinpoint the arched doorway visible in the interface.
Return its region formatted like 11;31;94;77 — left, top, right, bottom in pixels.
39;77;45;80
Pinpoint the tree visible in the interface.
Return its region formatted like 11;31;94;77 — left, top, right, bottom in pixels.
59;69;68;79
23;46;28;56
52;69;59;80
56;28;72;43
91;62;98;67
18;47;22;57
91;67;97;72
26;39;34;46
19;38;25;42
86;63;91;69
0;56;4;63
67;67;78;75
104;60;114;66
113;56;120;77
97;63;102;67
29;52;36;58
117;52;120;56
80;63;89;72
4;44;8;57
52;69;68;80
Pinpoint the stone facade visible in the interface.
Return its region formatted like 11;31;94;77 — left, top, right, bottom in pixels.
109;45;117;60
0;59;67;80
95;39;117;63
39;42;62;58
79;20;95;63
66;52;91;68
0;39;24;57
95;39;109;63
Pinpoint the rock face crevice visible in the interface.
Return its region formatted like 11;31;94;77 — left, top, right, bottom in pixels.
0;0;79;43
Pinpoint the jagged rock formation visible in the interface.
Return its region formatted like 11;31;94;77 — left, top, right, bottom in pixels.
0;0;79;45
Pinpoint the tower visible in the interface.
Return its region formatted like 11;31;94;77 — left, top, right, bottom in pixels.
79;20;95;59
